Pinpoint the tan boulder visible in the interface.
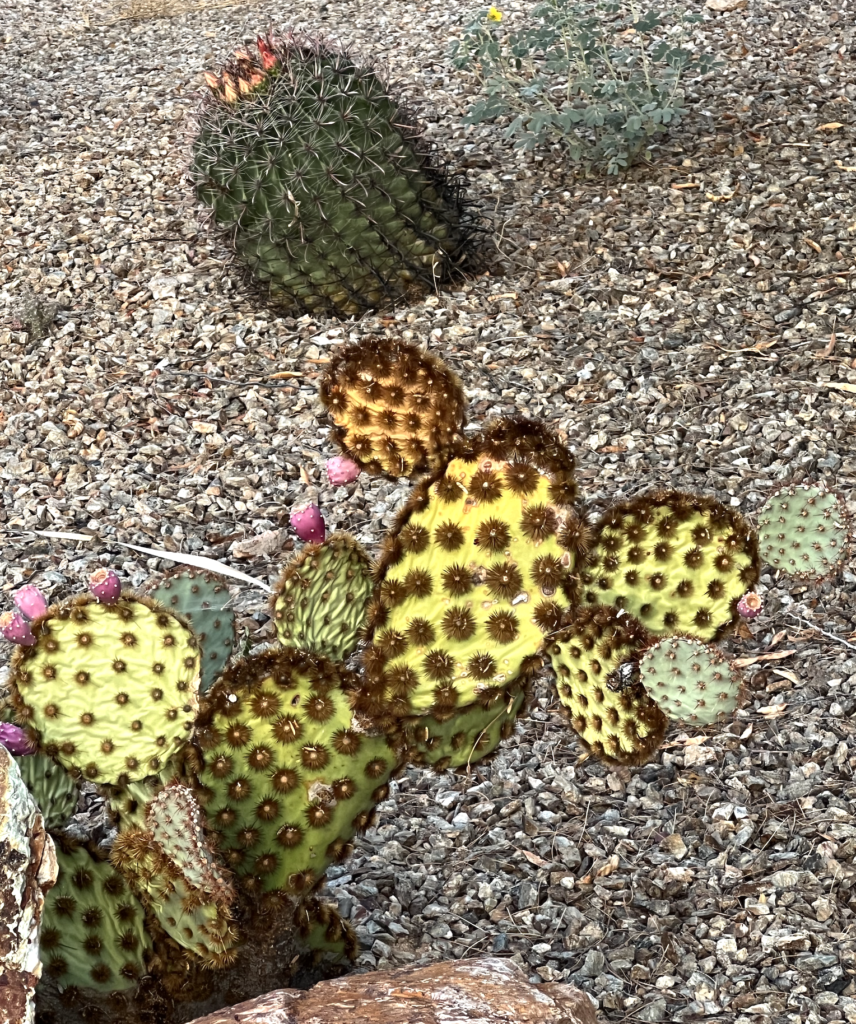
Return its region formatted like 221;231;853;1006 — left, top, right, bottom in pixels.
187;956;598;1024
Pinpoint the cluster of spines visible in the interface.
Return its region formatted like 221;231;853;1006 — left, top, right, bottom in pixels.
8;594;200;784
757;483;851;581
319;338;468;479
271;533;374;663
193;647;398;896
580;491;760;642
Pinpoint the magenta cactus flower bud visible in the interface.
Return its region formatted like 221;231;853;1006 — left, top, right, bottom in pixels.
0;611;37;647
89;568;122;605
290;503;326;544
326;456;361;487
0;722;36;756
13;585;48;621
737;592;763;619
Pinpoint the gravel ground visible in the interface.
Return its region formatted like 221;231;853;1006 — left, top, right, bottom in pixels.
2;0;856;1021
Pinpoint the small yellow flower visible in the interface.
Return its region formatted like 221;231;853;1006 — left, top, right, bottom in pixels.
487;5;502;21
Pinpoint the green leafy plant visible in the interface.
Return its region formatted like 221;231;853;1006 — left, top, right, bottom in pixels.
450;0;721;174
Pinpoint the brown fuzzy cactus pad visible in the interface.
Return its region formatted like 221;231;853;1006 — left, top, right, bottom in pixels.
9;595;200;784
548;606;668;766
193;647;398;896
319;337;467;478
358;418;584;721
581;491;760;642
271;533;374;663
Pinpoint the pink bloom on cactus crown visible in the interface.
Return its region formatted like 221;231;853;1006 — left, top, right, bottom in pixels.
13;585;48;621
290;503;326;544
0;722;36;756
0;611;37;647
90;568;122;605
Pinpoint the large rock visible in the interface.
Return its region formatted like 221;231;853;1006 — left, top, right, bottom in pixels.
0;747;58;1024
187;956;599;1024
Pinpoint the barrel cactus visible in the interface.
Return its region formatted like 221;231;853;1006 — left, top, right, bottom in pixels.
191;32;474;316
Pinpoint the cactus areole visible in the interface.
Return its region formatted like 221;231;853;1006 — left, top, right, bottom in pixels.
191;32;474;317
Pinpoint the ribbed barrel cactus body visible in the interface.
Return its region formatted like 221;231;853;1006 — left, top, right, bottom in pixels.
191;33;472;316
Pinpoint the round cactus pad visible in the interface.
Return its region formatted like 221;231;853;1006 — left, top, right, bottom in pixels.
10;595;200;783
639;636;742;725
758;484;850;581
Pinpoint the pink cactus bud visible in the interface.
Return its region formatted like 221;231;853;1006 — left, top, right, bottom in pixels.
290;503;326;544
0;611;37;647
90;568;122;605
737;592;763;619
13;585;48;621
326;456;361;487
0;722;36;756
257;36;278;70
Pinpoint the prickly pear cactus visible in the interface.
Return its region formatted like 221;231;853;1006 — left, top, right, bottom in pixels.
8;595;200;784
271;534;374;663
581;492;760;642
15;752;78;831
111;782;239;968
359;418;584;722
548;606;668;766
149;572;236;694
639;636;742;725
295;896;359;963
192;33;472;317
319;337;467;478
194;647;398;896
757;483;851;581
406;684;526;772
40;840;152;994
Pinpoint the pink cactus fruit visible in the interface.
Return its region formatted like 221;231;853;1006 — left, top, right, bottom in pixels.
290;503;326;544
89;568;122;605
326;456;361;487
13;585;48;621
0;722;36;756
0;611;37;647
737;592;763;620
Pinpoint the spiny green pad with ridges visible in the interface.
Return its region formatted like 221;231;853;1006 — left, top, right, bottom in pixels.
271;533;374;662
195;647;397;896
295;896;359;963
757;484;850;582
360;418;583;720
15;752;78;831
639;636;742;725
9;595;200;784
319;338;466;478
149;572;236;694
406;686;526;772
191;33;472;317
581;491;760;642
111;782;239;969
549;606;667;766
40;841;152;993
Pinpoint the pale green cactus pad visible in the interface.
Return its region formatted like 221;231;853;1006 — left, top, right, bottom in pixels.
757;484;850;581
15;752;78;831
638;636;742;725
271;533;374;663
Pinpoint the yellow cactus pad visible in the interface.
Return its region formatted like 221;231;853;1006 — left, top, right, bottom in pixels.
10;595;200;784
319;337;467;479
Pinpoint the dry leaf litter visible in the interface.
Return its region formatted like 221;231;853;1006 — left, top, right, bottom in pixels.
1;0;856;1021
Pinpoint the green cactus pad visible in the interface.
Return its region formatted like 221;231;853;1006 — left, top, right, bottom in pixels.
581;492;760;642
111;782;239;968
150;572;236;694
191;34;472;317
319;338;467;478
757;484;850;581
359;418;585;723
638;636;742;725
40;841;152;994
9;595;200;784
406;685;527;772
271;534;374;662
194;647;398;896
548;606;668;766
295;896;359;963
15;752;78;831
